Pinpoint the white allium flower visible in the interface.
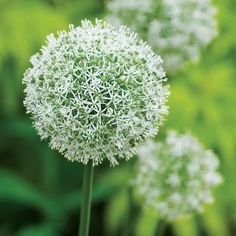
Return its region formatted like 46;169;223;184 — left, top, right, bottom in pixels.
107;0;218;72
134;130;222;220
23;19;169;166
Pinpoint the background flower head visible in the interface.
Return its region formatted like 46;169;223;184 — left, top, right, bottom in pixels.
107;0;218;72
134;130;222;220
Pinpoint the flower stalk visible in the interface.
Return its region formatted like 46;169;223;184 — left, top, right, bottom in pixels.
155;220;166;236
79;161;94;236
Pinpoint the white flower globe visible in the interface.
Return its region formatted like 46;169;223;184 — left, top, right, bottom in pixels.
107;0;218;72
23;20;169;166
134;131;222;220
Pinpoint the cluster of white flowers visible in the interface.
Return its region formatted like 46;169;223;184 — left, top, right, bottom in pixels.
23;19;169;166
107;0;218;72
134;131;222;220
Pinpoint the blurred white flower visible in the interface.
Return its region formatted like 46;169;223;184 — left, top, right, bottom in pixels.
134;130;222;220
23;19;169;166
107;0;218;72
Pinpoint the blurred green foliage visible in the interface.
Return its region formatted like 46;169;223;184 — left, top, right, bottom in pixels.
0;0;236;235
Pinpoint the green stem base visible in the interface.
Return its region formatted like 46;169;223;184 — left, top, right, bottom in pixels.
78;161;94;236
155;220;166;236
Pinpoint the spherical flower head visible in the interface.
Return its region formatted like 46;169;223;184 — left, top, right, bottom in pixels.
107;0;218;72
23;19;169;166
134;130;222;220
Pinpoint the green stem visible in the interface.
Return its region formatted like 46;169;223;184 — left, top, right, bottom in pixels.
123;186;133;236
155;220;166;236
78;161;94;236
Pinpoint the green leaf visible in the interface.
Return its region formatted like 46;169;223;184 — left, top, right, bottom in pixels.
17;224;58;236
135;207;159;236
174;216;199;236
0;169;60;219
105;189;128;235
202;205;230;236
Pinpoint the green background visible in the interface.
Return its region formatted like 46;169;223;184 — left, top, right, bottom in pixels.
0;0;236;235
